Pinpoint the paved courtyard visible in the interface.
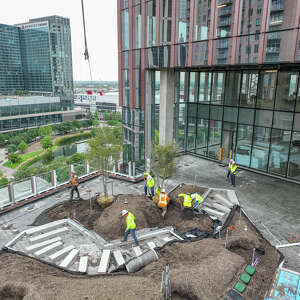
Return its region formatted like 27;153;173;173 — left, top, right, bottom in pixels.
0;154;299;272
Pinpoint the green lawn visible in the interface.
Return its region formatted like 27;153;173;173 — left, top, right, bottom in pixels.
4;149;44;169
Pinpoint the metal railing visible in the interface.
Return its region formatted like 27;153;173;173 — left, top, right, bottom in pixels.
0;161;97;210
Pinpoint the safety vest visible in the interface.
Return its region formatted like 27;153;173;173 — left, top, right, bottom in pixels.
147;176;155;188
126;212;136;230
158;193;169;208
228;161;232;169
193;194;203;208
71;176;78;186
179;193;192;208
231;165;237;175
155;186;161;196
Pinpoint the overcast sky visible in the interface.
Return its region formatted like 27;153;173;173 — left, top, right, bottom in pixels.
1;0;118;81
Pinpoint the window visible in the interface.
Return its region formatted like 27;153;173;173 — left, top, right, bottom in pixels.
257;71;277;109
254;44;259;53
255;30;260;40
257;5;262;14
256;18;261;26
246;46;251;54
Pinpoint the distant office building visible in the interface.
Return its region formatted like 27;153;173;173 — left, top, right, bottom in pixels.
74;93;121;116
0;95;84;132
118;0;300;182
0;24;24;93
0;16;73;99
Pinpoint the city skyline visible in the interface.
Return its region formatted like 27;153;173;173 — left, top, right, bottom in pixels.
0;0;118;81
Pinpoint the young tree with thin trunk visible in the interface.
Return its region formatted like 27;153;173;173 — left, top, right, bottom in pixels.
87;127;122;198
151;143;177;188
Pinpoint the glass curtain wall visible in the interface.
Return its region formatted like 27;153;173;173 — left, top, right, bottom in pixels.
176;69;300;182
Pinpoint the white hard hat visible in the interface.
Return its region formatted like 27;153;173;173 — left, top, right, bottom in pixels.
191;193;196;200
161;188;165;193
147;175;152;180
121;210;128;216
230;159;233;162
232;161;236;164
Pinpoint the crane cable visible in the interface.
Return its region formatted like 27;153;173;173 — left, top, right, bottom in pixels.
81;0;93;81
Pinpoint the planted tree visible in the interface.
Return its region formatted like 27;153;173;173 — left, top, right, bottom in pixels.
18;141;27;153
151;143;177;189
8;153;20;164
7;144;17;154
38;126;53;137
40;136;53;151
87;127;122;200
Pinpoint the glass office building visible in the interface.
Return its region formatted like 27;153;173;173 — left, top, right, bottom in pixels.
0;16;73;99
0;24;24;94
118;0;300;182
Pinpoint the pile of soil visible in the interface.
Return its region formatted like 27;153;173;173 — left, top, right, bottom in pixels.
94;194;213;241
0;282;41;300
32;198;103;231
13;185;281;299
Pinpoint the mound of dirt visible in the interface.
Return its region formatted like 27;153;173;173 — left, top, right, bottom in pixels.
93;194;213;240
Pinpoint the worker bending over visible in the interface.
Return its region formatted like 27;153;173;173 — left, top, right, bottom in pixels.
122;210;139;246
230;161;238;187
144;172;155;197
155;188;169;218
178;193;194;220
191;192;203;211
226;159;233;181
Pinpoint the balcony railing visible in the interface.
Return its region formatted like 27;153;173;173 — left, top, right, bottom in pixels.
266;47;280;53
217;41;229;49
218;0;232;6
218;19;231;27
218;7;232;16
270;3;284;11
267;32;281;40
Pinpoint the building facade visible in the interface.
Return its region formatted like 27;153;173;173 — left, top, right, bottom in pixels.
118;0;300;182
0;16;73;99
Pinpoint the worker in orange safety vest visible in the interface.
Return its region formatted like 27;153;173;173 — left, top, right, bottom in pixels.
157;188;169;218
69;171;80;201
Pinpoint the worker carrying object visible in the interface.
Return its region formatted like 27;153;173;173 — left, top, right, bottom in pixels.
230;161;238;187
191;192;203;210
69;171;80;201
144;172;155;197
178;193;194;220
156;188;169;218
121;210;139;246
226;159;233;181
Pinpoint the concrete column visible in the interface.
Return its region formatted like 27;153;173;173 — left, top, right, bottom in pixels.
51;171;57;188
84;160;90;174
8;183;15;204
31;176;37;195
159;70;175;146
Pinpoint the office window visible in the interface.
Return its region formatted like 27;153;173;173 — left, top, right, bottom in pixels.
254;44;259;53
146;1;156;47
257;71;277;109
256;18;261;26
240;71;258;107
257;5;262;14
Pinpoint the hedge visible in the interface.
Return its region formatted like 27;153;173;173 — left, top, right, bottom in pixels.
55;132;94;146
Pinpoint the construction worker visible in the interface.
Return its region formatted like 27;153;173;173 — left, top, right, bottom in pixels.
157;188;169;218
69;171;80;201
226;159;233;181
121;210;139;246
144;172;155;197
178;193;193;220
191;192;203;211
230;161;238;187
155;184;161;197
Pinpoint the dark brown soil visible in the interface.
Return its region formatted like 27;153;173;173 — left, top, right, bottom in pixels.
10;185;281;300
32;197;104;231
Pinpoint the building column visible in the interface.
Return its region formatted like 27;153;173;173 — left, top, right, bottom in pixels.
159;70;175;146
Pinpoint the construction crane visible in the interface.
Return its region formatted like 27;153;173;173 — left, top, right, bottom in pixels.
81;0;96;113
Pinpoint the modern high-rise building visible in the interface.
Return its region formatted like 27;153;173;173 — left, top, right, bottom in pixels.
117;0;300;183
0;16;73;98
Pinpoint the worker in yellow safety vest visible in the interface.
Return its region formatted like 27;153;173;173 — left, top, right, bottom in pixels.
121;210;139;246
69;171;80;201
230;161;238;187
144;172;155;197
157;188;169;218
226;159;233;181
178;193;194;220
191;192;203;211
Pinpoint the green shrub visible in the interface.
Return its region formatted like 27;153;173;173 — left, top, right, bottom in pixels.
42;150;54;164
7;144;17;153
8;153;20;163
107;120;122;127
67;153;85;164
55;132;94;146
